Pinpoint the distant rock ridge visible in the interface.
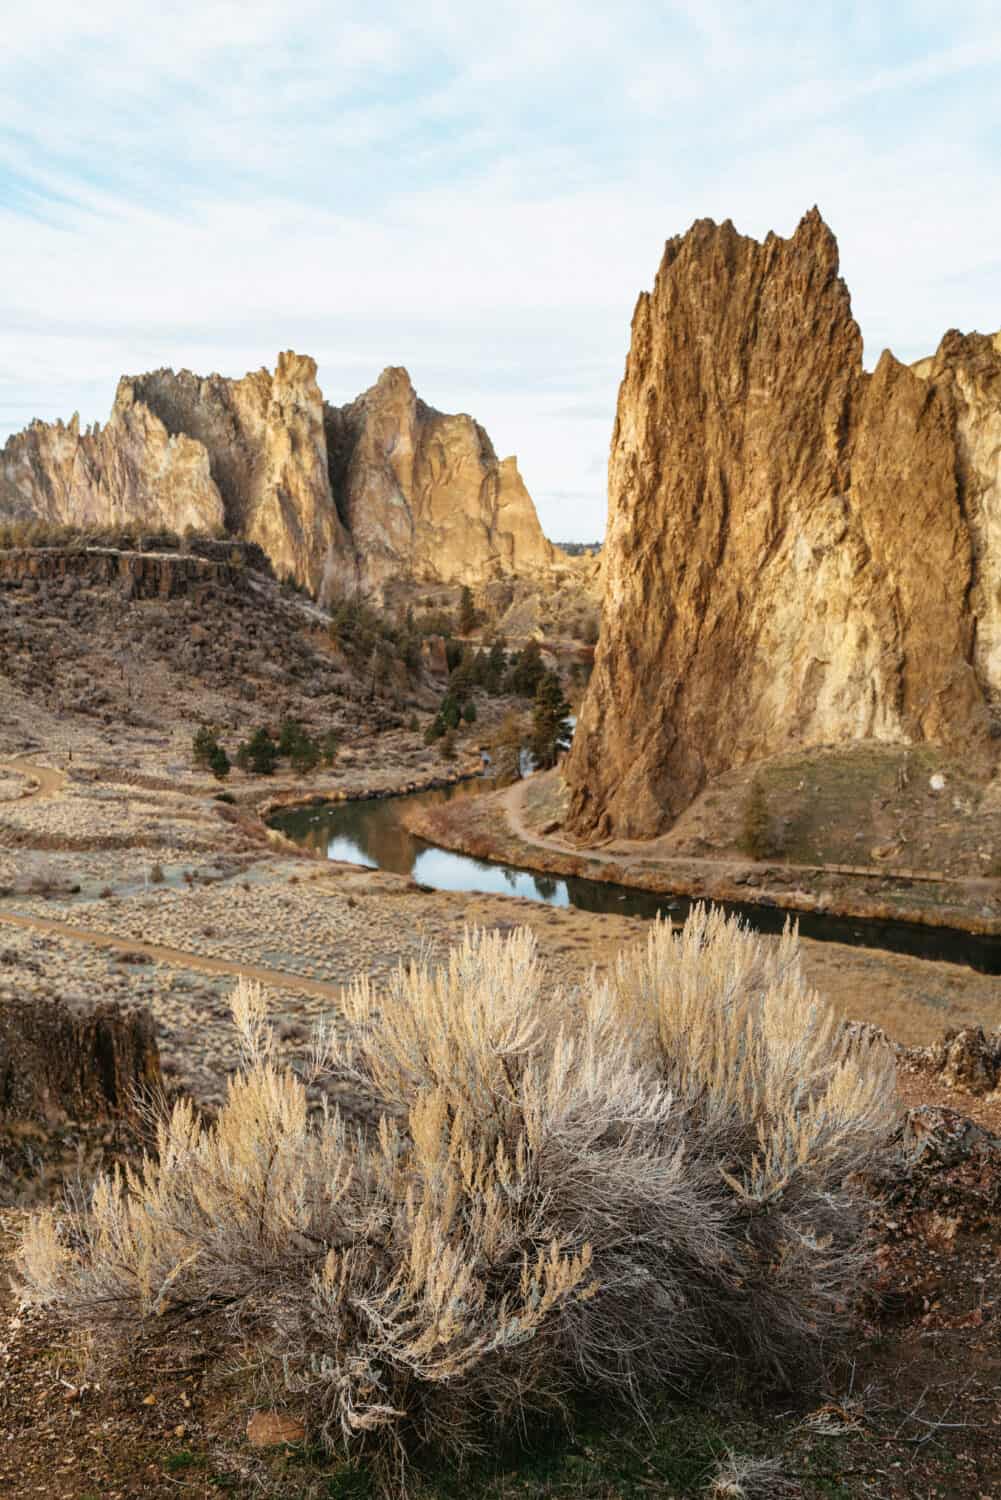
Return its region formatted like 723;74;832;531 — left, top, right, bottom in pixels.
565;208;1001;842
1;357;555;600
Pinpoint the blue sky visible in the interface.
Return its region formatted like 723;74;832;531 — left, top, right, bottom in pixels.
2;2;1000;540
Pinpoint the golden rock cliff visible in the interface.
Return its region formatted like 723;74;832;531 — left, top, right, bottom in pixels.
1;357;555;598
565;209;997;842
325;366;556;589
0;396;223;535
1;354;555;600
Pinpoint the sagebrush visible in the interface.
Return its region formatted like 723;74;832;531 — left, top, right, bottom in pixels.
18;910;897;1490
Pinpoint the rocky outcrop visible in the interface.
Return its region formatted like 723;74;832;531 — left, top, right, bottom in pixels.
0;546;250;600
126;352;348;597
566;209;998;841
2;358;555;599
0;989;161;1122
324;367;556;589
1;402;222;536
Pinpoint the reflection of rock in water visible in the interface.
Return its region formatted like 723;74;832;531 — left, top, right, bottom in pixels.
276;779;487;877
270;784;1001;972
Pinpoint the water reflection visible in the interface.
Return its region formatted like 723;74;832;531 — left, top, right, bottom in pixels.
269;781;1001;972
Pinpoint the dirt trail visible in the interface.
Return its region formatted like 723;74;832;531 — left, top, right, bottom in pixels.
0;909;344;1001
0;757;66;800
503;779;984;889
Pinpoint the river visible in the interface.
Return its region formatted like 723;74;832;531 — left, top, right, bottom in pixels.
269;779;1001;973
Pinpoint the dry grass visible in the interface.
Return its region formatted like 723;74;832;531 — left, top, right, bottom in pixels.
17;911;897;1494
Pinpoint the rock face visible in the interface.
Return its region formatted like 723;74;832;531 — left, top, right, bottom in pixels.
566;209;998;841
127;352;348;598
1;401;222;536
0;545;253;600
2;358;555;599
325;367;555;589
0;990;161;1122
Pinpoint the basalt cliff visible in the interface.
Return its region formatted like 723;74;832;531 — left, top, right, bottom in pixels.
1;359;555;599
565;208;1001;841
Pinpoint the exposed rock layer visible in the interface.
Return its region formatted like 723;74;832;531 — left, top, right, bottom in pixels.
2;359;555;599
566;210;999;841
0;546;256;599
0;991;161;1122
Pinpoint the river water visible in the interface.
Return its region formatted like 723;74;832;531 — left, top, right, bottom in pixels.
270;779;1001;973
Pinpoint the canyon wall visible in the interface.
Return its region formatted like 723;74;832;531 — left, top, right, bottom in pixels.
565;209;998;842
1;358;555;599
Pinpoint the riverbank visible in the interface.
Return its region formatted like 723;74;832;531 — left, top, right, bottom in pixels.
403;770;1001;942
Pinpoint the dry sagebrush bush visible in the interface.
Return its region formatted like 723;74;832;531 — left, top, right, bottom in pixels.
17;913;897;1488
596;909;899;1378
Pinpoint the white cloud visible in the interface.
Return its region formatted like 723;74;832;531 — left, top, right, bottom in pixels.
2;2;1001;539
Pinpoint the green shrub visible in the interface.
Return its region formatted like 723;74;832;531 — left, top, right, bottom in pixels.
236;727;277;776
742;774;774;860
208;744;230;781
192;724;219;770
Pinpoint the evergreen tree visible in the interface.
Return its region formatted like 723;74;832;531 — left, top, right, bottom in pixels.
462;700;477;724
239;727;278;776
485;638;507;694
320;730;340;767
192;724;218;770
444;638;463;674
507;639;546;697
530;671;571;770
208;743;230;781
439;692;461;730
290;734;320;775
448;646;477;702
278;718;305;757
458;584;477;634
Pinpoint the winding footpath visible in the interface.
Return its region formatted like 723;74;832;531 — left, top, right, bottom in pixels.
0;909;346;1000
0;756;66;801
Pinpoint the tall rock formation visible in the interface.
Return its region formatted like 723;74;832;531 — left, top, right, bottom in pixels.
124;352;348;598
565;209;997;842
325;367;556;588
1;357;555;598
0;398;222;535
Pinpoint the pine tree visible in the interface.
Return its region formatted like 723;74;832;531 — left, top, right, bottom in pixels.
530;671;571;770
507;639;545;697
192;724;218;770
485;638;507;694
458;585;477;634
208;743;231;781
290;734;320;775
239;727;278;776
278;718;305;757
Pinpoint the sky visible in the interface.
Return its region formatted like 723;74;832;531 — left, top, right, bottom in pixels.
2;3;1000;542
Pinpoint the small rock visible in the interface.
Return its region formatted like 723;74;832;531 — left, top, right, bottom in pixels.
246;1410;306;1448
